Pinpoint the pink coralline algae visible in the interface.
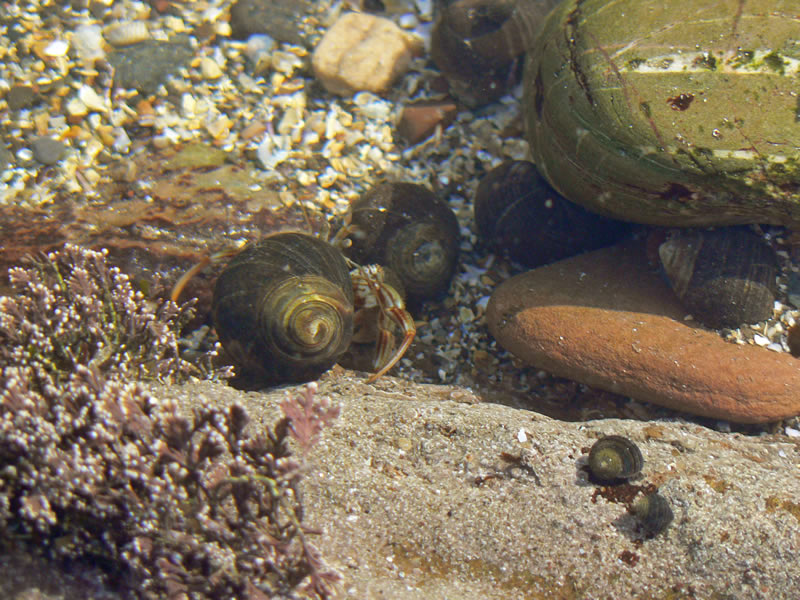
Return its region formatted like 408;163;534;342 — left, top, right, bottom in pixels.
0;245;340;599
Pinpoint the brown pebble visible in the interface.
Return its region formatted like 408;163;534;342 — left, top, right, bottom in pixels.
486;241;800;423
787;323;800;358
396;98;458;145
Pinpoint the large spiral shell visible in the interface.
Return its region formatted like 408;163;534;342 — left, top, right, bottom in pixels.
212;232;354;383
344;182;460;305
474;160;630;266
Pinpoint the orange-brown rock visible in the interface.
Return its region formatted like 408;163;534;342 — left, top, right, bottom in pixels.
487;241;800;423
397;98;458;145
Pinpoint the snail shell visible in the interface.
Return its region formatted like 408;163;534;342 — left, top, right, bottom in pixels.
587;435;643;483
430;0;559;107
343;182;460;305
631;492;673;535
658;227;778;329
474;160;630;267
103;22;150;47
212;232;354;384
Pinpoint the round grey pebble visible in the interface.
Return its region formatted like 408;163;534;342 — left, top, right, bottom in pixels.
31;137;67;165
229;0;314;46
0;145;12;173
6;85;37;110
109;38;193;96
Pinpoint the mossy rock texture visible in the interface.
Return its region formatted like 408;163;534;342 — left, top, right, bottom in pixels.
524;0;800;226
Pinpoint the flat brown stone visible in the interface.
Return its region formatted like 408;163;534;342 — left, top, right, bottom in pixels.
487;241;800;423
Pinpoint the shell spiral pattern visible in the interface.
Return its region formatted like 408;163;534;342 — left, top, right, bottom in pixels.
212;232;355;383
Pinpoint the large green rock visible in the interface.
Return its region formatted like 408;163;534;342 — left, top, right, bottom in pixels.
524;0;800;226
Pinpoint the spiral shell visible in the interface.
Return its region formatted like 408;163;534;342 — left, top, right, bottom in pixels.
587;435;644;483
474;160;630;266
658;228;778;329
212;232;354;383
631;492;673;535
343;182;460;305
431;0;559;107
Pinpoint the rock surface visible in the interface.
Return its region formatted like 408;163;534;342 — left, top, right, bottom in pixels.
2;376;799;598
487;241;800;423
312;12;420;96
160;379;800;598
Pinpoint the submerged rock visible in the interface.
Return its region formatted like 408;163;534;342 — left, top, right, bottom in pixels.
486;241;800;424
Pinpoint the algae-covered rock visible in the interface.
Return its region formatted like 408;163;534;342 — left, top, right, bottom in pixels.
524;0;800;226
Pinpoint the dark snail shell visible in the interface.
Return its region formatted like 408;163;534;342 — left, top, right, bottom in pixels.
212;232;354;383
344;182;460;305
430;0;559;107
474;160;630;267
658;227;778;329
631;492;673;535
587;435;644;483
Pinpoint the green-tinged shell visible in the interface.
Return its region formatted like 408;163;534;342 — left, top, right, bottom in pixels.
212;232;354;383
524;0;800;226
344;182;460;305
631;492;674;535
588;435;643;482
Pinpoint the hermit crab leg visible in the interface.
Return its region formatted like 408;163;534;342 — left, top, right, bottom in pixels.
350;265;416;383
369;300;416;383
170;248;241;304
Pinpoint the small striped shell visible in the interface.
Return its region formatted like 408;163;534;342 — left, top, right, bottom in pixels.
631;492;673;535
103;22;150;47
587;435;644;483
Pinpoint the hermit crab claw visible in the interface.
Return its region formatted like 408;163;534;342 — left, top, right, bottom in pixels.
349;264;416;383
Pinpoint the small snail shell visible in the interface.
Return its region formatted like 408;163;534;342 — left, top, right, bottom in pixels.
474;160;630;267
587;435;644;483
103;22;150;47
658;227;778;329
212;232;354;384
631;492;673;535
430;0;560;107
343;182;460;305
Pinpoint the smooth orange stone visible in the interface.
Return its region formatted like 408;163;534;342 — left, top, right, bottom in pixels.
487;241;800;423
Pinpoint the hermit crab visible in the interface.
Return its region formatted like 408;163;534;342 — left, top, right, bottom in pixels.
210;231;416;384
171;182;459;385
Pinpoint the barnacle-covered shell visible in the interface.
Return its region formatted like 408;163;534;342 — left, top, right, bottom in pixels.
658;228;778;329
212;232;354;383
524;0;800;226
344;182;460;305
474;160;630;266
431;0;558;107
631;492;673;535
588;435;643;483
